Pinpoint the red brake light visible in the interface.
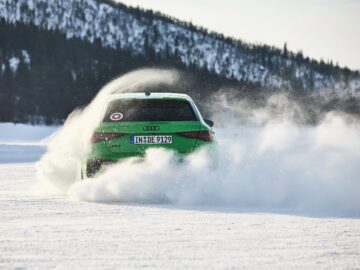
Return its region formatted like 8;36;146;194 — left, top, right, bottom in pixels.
177;130;213;142
90;132;125;143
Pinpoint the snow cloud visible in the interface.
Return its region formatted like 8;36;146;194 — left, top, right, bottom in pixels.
36;69;360;215
68;113;360;214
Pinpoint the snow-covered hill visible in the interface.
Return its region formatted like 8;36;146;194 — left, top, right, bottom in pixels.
1;0;359;95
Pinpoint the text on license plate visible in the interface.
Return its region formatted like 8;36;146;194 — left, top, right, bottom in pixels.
130;135;172;144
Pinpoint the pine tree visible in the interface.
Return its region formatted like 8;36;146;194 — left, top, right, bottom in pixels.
284;43;288;57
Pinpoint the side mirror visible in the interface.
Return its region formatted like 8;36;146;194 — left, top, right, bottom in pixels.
204;119;214;127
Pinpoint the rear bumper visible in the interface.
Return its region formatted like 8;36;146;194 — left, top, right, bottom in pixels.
81;141;217;179
82;152;181;179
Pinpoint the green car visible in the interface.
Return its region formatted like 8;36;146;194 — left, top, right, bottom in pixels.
81;92;217;178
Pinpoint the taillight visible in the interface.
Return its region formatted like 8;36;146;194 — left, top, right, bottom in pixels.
177;130;213;142
90;132;125;143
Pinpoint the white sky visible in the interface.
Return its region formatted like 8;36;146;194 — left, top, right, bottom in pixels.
117;0;360;70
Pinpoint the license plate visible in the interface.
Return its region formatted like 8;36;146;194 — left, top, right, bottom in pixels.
130;135;172;144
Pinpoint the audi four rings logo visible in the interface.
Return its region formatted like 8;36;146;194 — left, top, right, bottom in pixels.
143;126;160;131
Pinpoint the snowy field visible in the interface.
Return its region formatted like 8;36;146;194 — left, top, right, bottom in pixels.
1;122;360;269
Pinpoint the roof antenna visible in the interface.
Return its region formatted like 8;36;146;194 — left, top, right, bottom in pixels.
145;91;151;96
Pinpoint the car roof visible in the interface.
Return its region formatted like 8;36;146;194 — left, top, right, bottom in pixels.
106;92;193;102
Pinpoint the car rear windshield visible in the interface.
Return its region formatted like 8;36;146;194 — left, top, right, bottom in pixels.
102;99;198;122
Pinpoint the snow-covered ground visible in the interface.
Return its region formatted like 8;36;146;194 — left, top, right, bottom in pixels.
0;123;57;163
1;122;360;269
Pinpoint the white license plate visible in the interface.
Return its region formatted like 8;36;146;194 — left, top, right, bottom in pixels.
130;135;172;144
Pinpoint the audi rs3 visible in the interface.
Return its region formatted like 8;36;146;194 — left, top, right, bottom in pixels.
81;92;217;178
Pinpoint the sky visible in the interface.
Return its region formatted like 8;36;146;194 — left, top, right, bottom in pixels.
117;0;360;70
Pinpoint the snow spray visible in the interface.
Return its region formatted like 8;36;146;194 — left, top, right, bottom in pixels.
36;68;360;214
